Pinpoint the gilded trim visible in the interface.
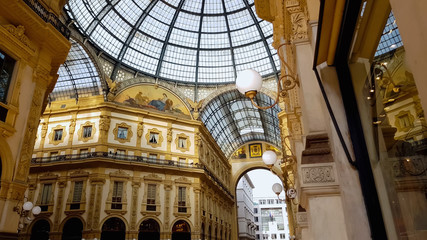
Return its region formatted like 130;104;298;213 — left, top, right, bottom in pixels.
175;133;191;152
145;128;164;148
77;121;96;142
48;125;67;145
113;122;133;143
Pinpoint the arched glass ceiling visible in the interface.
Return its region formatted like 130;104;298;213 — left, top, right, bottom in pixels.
51;39;103;101
200;90;281;157
375;12;403;58
65;0;280;83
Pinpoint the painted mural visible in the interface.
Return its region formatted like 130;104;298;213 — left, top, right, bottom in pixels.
114;85;191;116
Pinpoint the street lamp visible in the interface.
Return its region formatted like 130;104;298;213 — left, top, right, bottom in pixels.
13;198;41;232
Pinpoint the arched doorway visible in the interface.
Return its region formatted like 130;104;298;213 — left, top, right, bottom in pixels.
171;220;191;240
201;223;205;240
62;218;83;240
101;217;126;240
30;219;50;240
138;219;160;240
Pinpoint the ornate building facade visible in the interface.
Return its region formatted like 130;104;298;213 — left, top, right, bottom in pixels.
23;88;234;240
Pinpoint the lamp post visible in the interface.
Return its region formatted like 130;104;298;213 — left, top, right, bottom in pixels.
14;199;41;232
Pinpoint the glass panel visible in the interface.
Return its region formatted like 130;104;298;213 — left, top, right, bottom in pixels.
65;1;279;84
73;181;83;203
41;184;52;205
83;126;92;138
0;50;15;104
353;11;427;240
54;129;63;141
117;127;128;139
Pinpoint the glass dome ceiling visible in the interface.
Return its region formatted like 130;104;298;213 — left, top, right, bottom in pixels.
65;0;280;83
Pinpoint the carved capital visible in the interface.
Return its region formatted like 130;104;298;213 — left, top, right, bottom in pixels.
286;1;309;41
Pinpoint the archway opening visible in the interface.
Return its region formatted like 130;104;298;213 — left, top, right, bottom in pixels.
138;219;160;240
236;169;289;240
171;220;191;240
62;218;83;240
30;219;50;240
101;217;126;240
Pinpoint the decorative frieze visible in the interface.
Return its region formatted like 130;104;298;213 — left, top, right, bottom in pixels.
301;166;335;184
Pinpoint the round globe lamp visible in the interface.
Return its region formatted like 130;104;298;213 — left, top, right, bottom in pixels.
22;202;33;211
236;69;262;99
262;150;277;168
272;183;283;195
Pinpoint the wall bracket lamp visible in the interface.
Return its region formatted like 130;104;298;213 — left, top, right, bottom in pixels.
13;198;41;232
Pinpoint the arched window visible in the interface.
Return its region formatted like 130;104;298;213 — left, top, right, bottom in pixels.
171;220;191;240
62;218;83;240
101;217;126;240
138;219;160;240
30;219;50;240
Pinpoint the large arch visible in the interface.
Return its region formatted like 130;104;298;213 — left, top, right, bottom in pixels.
100;217;126;240
200;89;282;158
30;219;51;240
61;217;84;240
138;218;160;240
171;219;191;240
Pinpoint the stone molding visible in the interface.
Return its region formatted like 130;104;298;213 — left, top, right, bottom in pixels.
296;212;308;227
301;165;335;184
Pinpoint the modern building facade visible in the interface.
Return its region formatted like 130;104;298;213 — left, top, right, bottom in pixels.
0;0;426;240
253;197;289;240
236;174;256;240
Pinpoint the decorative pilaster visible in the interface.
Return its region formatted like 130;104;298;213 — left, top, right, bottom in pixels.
130;181;140;230
96;113;111;151
87;177;105;230
164;180;173;228
15;67;51;182
53;180;67;231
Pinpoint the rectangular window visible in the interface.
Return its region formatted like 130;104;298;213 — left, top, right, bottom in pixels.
117;127;128;139
178;186;187;212
148;154;157;163
0;50;16;104
271;234;277;239
256;234;260;240
149;132;159;143
280;234;286;239
178;158;186;166
178;137;186;148
70;181;83;209
50;151;58;160
116;149;126;155
255;217;258;222
147;184;156;211
80;149;88;157
254;208;258;213
54;129;63;141
263;234;268;240
112;181;123;209
83;126;92;138
40;183;52;211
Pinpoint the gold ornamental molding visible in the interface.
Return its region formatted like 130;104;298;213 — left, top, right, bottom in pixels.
77;121;97;142
0;24;36;55
48;125;67;145
145;128;164;148
113;122;133;144
175;133;191;152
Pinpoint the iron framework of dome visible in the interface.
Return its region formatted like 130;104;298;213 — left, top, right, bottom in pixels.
65;0;280;84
